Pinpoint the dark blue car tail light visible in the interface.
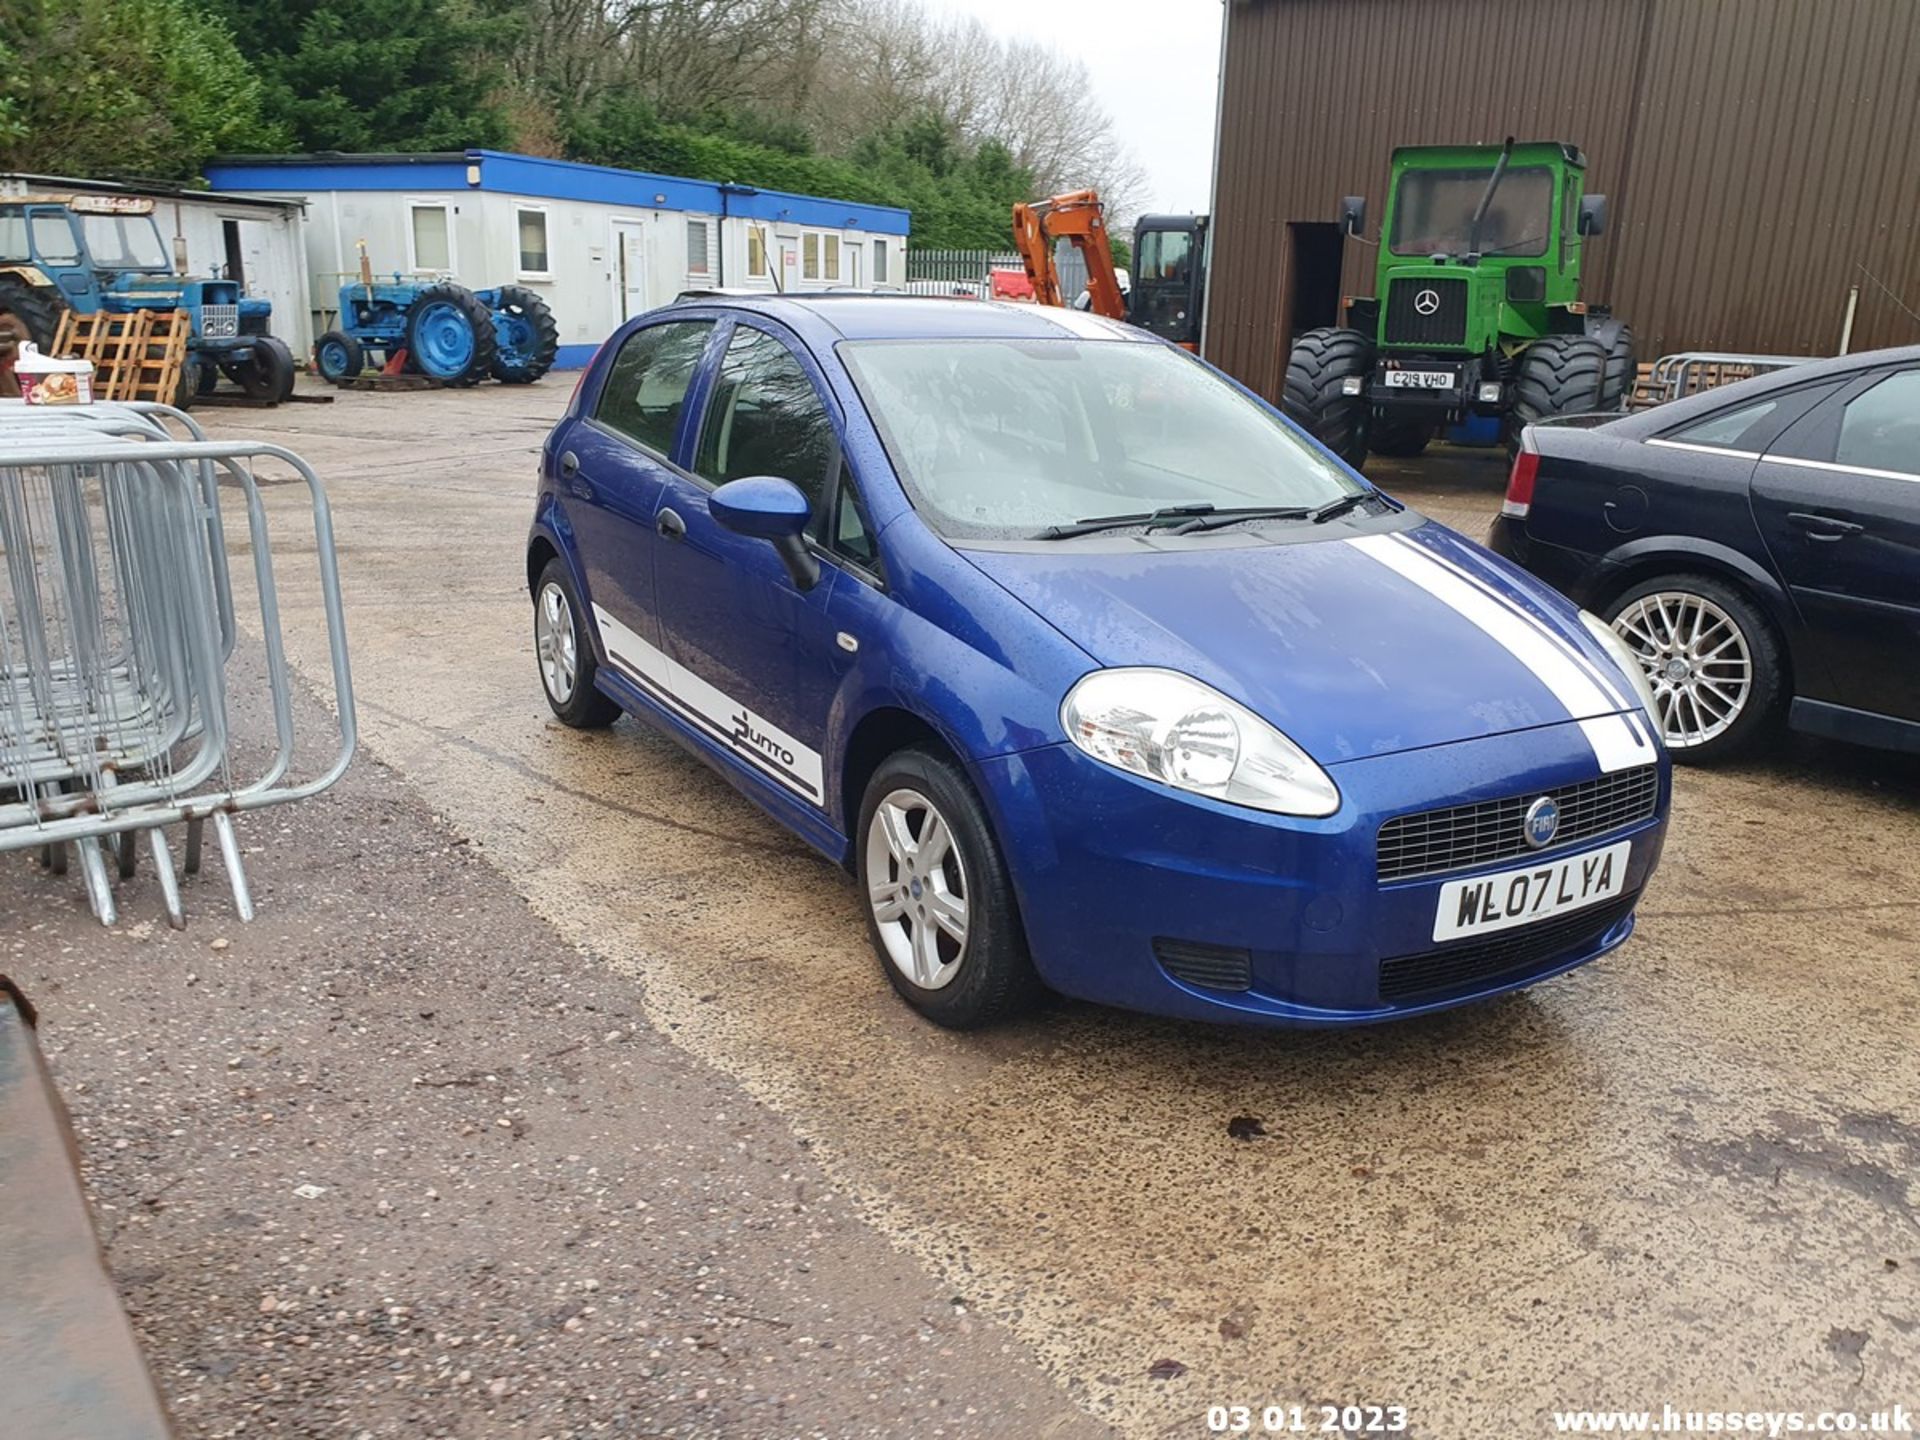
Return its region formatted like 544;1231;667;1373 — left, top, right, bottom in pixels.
1153;938;1254;992
1378;892;1638;1003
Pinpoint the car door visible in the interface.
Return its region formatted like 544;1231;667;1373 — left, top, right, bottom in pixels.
1751;365;1920;720
649;320;847;810
563;317;716;667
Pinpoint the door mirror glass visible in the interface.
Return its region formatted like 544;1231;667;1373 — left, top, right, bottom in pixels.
1578;194;1609;237
1339;195;1367;238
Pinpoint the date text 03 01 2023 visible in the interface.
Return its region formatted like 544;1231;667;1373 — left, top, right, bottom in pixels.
1206;1403;1410;1434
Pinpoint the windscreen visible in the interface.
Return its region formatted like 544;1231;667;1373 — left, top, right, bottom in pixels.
1389;166;1554;258
839;338;1363;539
80;213;170;270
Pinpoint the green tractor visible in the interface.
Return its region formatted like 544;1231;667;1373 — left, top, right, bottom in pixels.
1283;139;1631;468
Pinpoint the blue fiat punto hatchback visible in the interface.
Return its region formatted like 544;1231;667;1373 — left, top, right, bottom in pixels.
527;295;1669;1029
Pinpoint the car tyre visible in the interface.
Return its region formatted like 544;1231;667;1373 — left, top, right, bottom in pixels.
1605;573;1783;764
858;748;1041;1029
534;557;619;729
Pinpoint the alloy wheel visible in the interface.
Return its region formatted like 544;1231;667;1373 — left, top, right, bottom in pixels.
865;788;970;990
1612;591;1753;748
535;582;578;704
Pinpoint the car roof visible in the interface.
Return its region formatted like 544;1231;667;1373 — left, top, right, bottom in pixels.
671;292;1148;344
1602;343;1920;437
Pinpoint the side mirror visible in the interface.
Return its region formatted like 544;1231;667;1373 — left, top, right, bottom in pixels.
709;475;819;591
1339;195;1367;238
1578;194;1609;237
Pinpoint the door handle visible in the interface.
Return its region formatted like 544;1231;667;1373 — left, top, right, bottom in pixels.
1786;511;1864;541
656;507;687;542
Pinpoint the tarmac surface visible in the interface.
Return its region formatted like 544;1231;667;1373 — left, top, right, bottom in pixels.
11;374;1920;1438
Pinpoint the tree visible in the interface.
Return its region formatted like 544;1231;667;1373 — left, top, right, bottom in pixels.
0;0;275;180
202;0;521;153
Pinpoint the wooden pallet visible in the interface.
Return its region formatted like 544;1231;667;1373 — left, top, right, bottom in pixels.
52;309;189;403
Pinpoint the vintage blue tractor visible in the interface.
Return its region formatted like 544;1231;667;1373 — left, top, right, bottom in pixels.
0;193;295;405
314;276;560;387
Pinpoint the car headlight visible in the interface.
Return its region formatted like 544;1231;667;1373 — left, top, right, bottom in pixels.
1579;610;1661;721
1060;668;1340;817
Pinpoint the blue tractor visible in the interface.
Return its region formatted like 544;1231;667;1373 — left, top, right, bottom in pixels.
314;275;560;388
0;193;295;405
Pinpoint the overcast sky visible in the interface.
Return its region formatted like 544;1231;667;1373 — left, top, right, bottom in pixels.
925;0;1225;215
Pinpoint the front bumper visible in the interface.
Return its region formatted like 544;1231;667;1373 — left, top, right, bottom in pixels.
974;721;1669;1027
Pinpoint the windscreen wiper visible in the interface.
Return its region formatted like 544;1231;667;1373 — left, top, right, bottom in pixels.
1309;491;1374;524
1167;493;1376;535
1036;503;1215;539
1167;504;1313;535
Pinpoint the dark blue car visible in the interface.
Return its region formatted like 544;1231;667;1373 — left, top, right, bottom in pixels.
526;295;1670;1029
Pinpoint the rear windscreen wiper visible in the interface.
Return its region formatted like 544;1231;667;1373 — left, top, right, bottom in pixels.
1037;503;1215;539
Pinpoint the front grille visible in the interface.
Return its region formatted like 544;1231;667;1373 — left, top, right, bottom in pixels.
1377;766;1659;883
1153;938;1253;992
1383;276;1468;347
199;303;240;338
1378;892;1638;1002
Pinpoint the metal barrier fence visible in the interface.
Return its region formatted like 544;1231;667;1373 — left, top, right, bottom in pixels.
0;399;354;927
1637;352;1819;406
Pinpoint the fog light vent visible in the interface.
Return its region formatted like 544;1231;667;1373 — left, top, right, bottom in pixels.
1152;938;1253;992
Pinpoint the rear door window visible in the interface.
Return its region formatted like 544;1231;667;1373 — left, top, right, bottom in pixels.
1835;370;1920;476
595;320;714;458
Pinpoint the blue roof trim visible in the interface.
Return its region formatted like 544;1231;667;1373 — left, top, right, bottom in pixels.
204;149;911;237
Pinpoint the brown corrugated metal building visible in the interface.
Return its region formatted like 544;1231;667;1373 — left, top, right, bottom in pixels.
1204;0;1920;401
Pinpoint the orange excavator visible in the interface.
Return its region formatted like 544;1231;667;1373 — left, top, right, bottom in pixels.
1011;189;1210;350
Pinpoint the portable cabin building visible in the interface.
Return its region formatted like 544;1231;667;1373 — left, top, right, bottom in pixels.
204;150;913;368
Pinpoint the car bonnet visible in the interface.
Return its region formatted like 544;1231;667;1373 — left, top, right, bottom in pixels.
961;521;1658;770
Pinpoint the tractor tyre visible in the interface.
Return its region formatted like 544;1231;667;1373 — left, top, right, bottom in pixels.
314;329;365;385
1282;326;1373;469
488;285;560;384
1600;323;1636;412
195;358;219;396
1506;334;1608;451
1368;419;1432;459
171;358;198;412
234;335;297;403
0;275;66;353
405;282;496;387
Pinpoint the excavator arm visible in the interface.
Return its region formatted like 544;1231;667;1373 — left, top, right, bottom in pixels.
1011;190;1129;321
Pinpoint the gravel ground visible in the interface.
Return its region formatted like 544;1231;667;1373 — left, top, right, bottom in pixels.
4;731;1106;1439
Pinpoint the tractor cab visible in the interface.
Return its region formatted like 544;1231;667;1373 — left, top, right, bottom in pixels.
1128;214;1208;349
0;193;289;402
1363;141;1602;357
1282;139;1629;468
